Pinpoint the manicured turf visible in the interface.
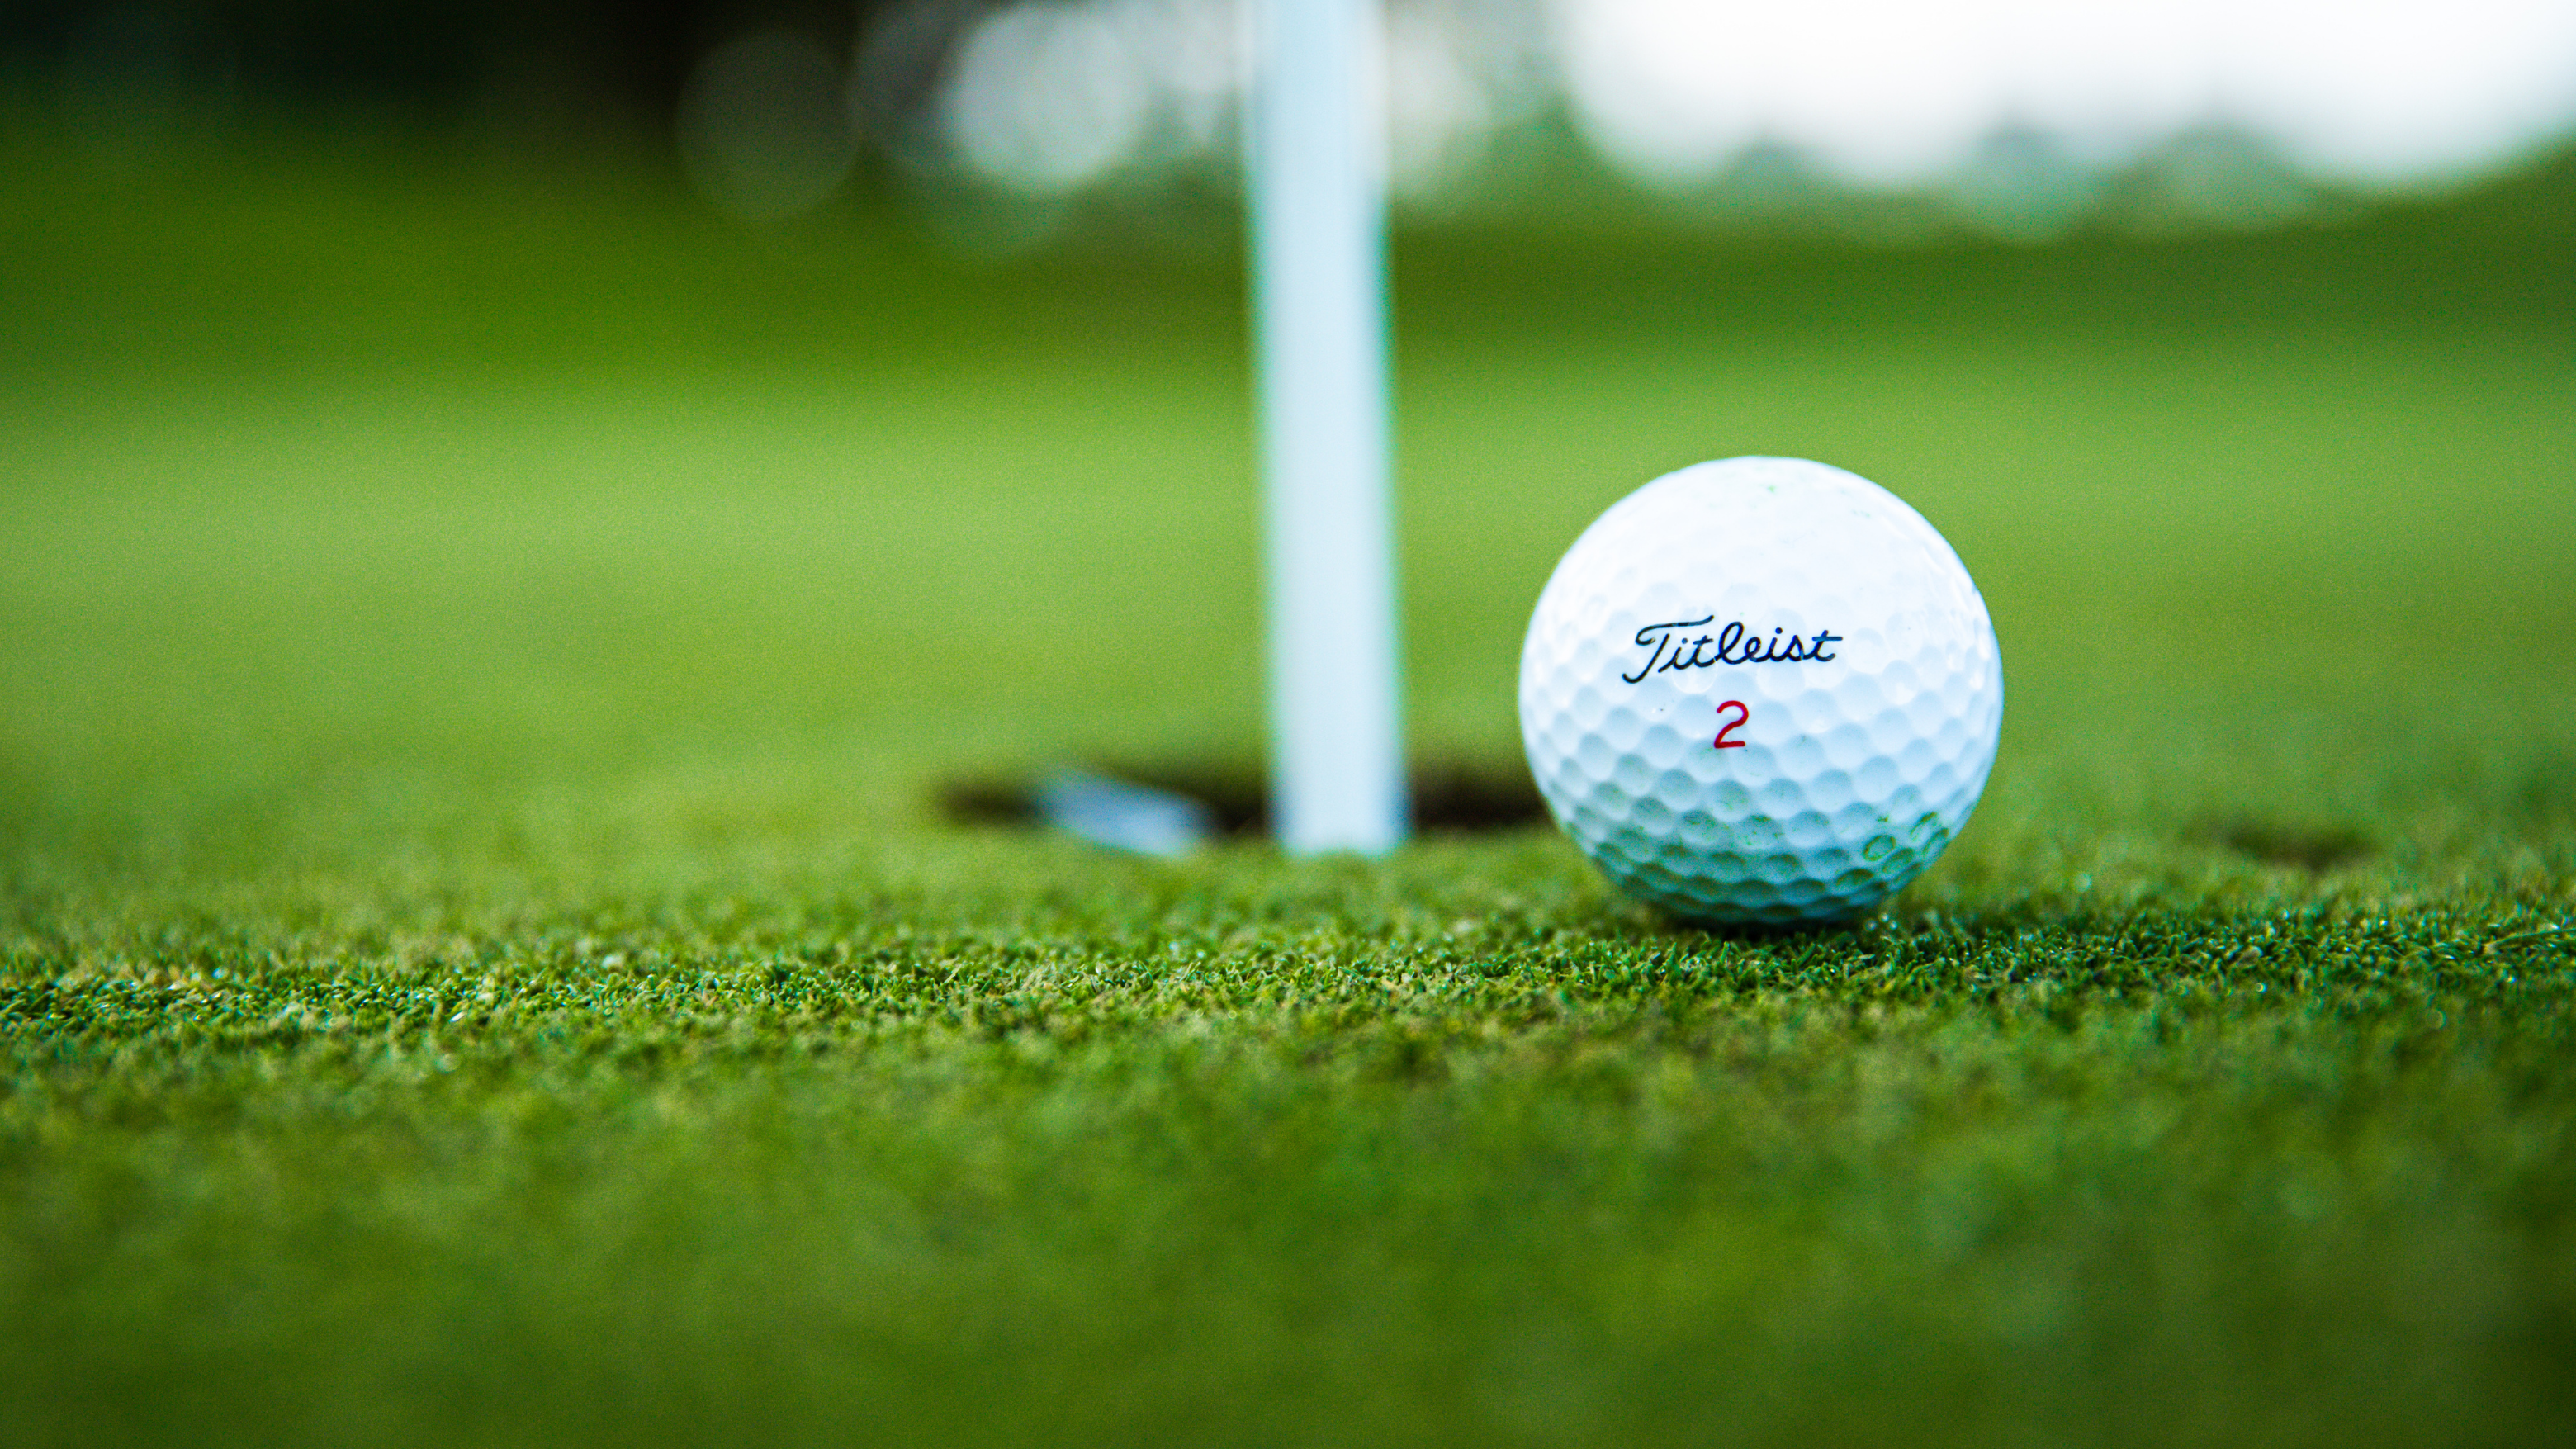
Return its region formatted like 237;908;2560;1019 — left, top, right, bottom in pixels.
3;135;2574;1446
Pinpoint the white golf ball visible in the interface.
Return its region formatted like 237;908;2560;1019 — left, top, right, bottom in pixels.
1518;457;2003;926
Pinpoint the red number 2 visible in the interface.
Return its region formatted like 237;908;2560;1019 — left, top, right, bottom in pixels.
1713;700;1750;750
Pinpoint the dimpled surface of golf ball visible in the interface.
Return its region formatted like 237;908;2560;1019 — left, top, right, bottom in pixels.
1519;457;2002;926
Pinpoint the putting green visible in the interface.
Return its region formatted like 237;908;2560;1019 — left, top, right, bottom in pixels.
2;138;2572;1446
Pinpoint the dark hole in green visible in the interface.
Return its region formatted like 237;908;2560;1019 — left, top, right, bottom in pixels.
940;760;1549;836
2514;754;2576;823
2202;817;2375;872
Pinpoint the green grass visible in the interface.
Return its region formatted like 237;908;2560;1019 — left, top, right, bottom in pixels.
3;135;2574;1446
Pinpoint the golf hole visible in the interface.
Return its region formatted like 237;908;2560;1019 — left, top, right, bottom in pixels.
940;759;1548;845
2201;817;2375;872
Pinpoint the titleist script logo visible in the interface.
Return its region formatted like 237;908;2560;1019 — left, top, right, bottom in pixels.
1622;616;1844;684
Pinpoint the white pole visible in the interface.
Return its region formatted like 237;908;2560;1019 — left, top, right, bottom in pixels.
1247;0;1408;855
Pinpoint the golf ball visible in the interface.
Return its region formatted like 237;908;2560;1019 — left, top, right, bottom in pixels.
1518;457;2002;926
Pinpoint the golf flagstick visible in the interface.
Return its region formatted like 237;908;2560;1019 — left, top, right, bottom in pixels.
1248;0;1409;855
